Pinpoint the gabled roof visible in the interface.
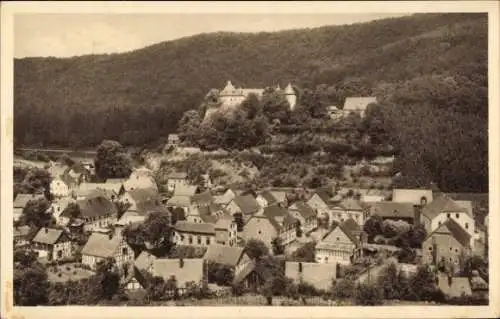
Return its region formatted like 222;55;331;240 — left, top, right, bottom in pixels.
321;219;360;246
152;258;204;287
134;250;157;271
76;196;118;218
309;191;330;205
341;218;362;234
261;205;297;232
285;262;337;290
392;188;433;205
14;225;31;238
115;211;146;227
204;245;245;267
128;187;160;204
32;228;67;245
214;217;233;230
81;232;122;258
339;199;364;211
124;175;158;192
174;185;198;197
427;218;471;248
268;190;288;203
191;190;213;206
422;195;467;220
232;261;257;284
75;183;119;199
167;195;192;208
13;194;45;208
289;201;316;219
343;97;377;111
135;200;169;215
454;200;474;218
366;201;415;219
169;172;188;180
232;195;261;215
258;191;278;205
174;221;215;235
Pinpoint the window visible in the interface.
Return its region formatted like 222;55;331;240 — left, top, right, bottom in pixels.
336;237;340;241
258;230;262;235
298;262;303;273
450;247;452;251
189;236;193;244
455;249;458;253
57;250;63;259
180;235;185;241
122;247;128;255
456;213;459;219
428;246;433;251
197;236;202;245
438;221;442;227
465;223;469;230
447;213;451;218
206;237;210;245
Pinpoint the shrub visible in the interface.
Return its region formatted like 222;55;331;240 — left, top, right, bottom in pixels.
355;284;383;306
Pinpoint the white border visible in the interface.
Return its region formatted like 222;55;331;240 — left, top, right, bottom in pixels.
2;1;499;318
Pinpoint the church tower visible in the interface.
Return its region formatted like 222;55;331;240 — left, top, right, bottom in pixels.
284;83;297;110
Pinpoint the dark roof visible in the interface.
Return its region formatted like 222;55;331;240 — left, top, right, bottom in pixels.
135;200;169;215
427;218;472;248
75;196;118;218
262;205;297;231
204;245;245;267
259;191;278;204
233;195;260;215
341;218;362;234
191;190;213;206
13;194;45;208
323;220;360;246
422;195;467;220
128;187;160;204
32;228;66;245
174;221;215;235
315;190;331;204
367;201;415;219
289;201;316;219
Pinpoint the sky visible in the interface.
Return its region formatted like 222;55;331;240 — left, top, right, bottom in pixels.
14;13;410;58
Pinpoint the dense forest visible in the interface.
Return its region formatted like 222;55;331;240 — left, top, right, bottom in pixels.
14;13;488;192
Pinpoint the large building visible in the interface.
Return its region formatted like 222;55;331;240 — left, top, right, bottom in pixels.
214;80;297;110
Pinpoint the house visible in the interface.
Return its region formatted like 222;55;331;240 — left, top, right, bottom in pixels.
166;185;199;212
13;193;46;222
173;221;216;246
31;227;72;261
256;190;288;208
49;178;71;198
214;218;238;246
226;194;262;221
74;182;121;201
392;189;433;206
167;134;180;148
167;172;189;192
285;262;337;291
216;80;296;110
14;225;32;248
328;199;366;227
51;197;76;226
420;195;475;247
150;258;205;295
422;218;471;269
204;244;253;277
342;97;377;118
315;218;365;265
365;201;418;224
437;273;472;298
70;196;118;231
191;190;213;208
242;205;298;249
306;191;331;221
186;203;230;224
121;187;160;212
213;188;237;207
81;232;134;270
201;174;213;190
288;201;318;235
124;171;158;192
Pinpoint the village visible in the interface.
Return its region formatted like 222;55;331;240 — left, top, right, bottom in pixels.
12;82;490;307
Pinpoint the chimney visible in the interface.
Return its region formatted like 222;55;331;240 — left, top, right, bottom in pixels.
413;205;422;226
448;274;453;286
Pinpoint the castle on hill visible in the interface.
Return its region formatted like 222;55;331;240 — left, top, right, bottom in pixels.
218;80;297;110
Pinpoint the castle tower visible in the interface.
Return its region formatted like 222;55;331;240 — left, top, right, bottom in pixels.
284;83;297;110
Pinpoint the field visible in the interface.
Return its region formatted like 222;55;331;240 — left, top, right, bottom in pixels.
46;263;95;283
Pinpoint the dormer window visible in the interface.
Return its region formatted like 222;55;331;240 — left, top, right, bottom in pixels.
447;213;451;218
465;223;469;230
456;213;459;219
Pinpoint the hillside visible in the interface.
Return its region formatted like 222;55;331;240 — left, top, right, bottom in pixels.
14;13;488;192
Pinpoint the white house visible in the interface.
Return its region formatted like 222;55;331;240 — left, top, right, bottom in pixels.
31;227;72;261
81;232;134;270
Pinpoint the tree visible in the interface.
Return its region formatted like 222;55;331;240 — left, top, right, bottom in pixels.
240;93;262;120
62;202;81;220
355;283;383;305
94;140;132;180
171;207;186;224
244;239;269;261
145;274;166;302
178;109;202;144
271;237;285;255
408;265;439;301
331;278;356;299
207;261;234;286
261;91;291;123
363;215;384;242
14;263;49;306
142;211;173;251
290;242;316;262
20;198;53;228
14;248;38;268
59;153;75;167
93;258;121;301
20;168;52;194
377;263;401;299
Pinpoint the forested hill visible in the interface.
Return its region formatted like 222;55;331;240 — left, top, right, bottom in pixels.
14;13;488;192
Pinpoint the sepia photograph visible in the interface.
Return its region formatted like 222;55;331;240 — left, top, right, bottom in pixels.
1;1;499;318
